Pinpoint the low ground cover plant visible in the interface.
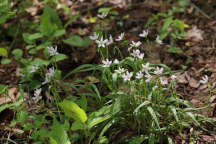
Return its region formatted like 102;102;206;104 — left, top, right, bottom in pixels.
0;1;215;144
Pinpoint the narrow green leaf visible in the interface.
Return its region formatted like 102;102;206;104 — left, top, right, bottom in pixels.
63;64;100;79
87;105;112;129
168;137;174;144
134;101;151;114
167;47;184;54
64;14;79;28
87;115;111;129
147;106;161;130
170;106;179;122
185;112;200;126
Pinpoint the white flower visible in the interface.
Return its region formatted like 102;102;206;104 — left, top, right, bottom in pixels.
154;67;164;75
97;12;108;19
102;59;112;67
156;35;163;45
116;33;124;41
139;30;149;38
131;49;140;57
170;75;177;81
113;59;119;64
122;71;133;81
47;46;59;56
145;73;152;83
30;65;39;73
106;35;113;45
152;85;158;91
89;32;99;40
42;67;55;85
160;77;168;86
96;36;108;48
142;62;152;74
136;71;143;79
117;91;124;95
131;49;144;59
137;53;144;59
200;75;208;84
130;41;142;47
115;67;125;74
33;88;42;103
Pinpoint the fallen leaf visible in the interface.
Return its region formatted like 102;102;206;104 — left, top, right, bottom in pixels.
184;26;204;42
0;87;19;105
189;78;200;88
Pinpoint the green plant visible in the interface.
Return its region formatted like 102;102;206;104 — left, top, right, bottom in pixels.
3;2;215;144
145;0;188;54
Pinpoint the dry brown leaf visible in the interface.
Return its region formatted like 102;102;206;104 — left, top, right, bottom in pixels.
189;78;200;88
177;72;188;84
0;87;19;105
184;26;204;42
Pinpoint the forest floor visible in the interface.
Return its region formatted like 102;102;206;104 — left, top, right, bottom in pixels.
0;0;216;143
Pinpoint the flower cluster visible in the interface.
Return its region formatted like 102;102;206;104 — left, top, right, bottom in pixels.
102;58;119;67
42;67;55;85
30;64;39;73
90;33;125;48
32;88;42;103
47;46;59;56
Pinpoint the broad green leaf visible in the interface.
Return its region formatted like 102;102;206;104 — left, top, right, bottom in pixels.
51;54;68;62
49;137;58;144
53;29;66;37
40;5;62;36
31;58;50;66
63;35;91;48
147;106;160;130
98;7;111;13
1;58;11;64
162;17;173;32
59;99;87;123
12;49;23;59
29;33;43;40
71;121;85;131
49;120;71;144
0;48;8;57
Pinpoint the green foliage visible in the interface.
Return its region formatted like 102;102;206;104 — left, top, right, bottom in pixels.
0;0;16;25
59;99;88;123
40;5;62;37
2;1;215;144
0;48;8;57
63;35;91;48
